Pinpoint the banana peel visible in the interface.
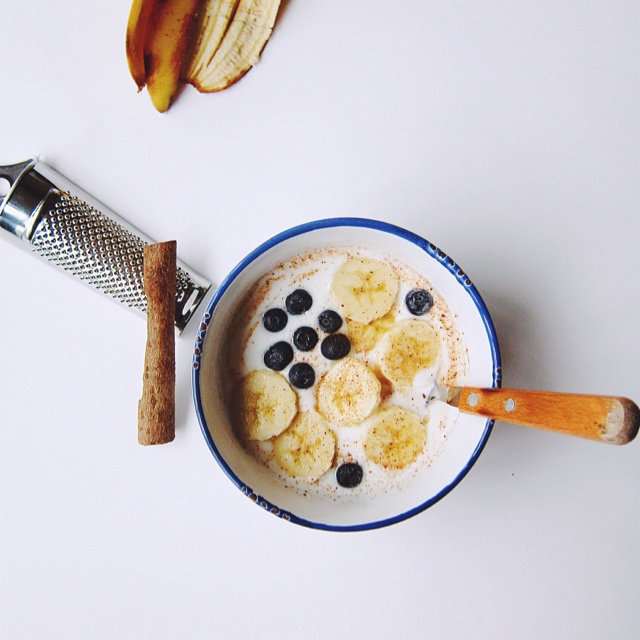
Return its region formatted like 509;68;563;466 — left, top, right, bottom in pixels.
126;0;282;112
183;0;240;82
126;0;156;89
144;0;201;112
186;0;282;93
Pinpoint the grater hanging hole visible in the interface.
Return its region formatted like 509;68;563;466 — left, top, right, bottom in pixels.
0;177;10;198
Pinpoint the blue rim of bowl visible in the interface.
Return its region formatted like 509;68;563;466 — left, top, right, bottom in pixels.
192;217;502;532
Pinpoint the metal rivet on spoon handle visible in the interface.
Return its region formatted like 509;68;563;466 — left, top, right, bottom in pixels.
445;387;640;445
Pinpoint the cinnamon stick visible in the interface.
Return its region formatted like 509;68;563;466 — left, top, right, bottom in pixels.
138;241;176;445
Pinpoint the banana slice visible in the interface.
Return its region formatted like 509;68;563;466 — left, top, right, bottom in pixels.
346;310;396;353
331;258;399;325
188;0;281;92
273;411;336;478
363;406;426;469
232;369;297;441
378;318;440;392
316;357;381;426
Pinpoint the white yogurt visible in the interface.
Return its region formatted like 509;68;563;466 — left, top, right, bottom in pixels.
224;247;469;499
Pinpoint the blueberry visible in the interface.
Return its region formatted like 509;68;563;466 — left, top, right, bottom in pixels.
321;333;351;360
336;463;363;488
288;362;315;389
262;308;288;332
285;289;313;315
405;288;433;316
264;342;294;371
293;326;318;351
318;309;343;334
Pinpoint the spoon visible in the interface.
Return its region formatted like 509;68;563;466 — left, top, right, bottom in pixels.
433;386;639;445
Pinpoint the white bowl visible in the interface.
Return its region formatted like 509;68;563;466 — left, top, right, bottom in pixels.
192;218;501;531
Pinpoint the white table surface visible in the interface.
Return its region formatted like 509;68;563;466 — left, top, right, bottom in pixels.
1;2;638;638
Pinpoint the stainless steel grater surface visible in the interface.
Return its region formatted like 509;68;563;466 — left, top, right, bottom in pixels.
0;158;210;331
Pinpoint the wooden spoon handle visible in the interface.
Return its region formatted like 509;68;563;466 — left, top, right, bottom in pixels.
455;388;640;445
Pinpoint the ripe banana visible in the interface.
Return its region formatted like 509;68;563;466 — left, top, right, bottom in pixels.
273;411;336;478
232;369;297;441
378;318;440;392
331;258;399;325
316;357;381;426
363;406;427;469
186;0;282;92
